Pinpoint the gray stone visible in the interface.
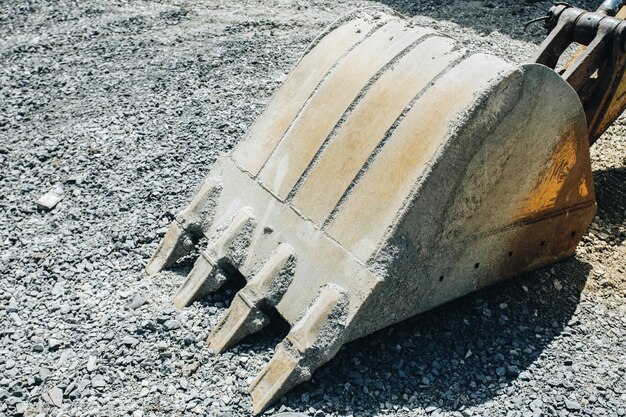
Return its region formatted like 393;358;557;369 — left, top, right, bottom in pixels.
565;399;581;411
35;186;64;210
92;374;106;388
48;338;62;350
179;377;188;390
122;336;139;346
126;295;147;310
42;387;63;407
15;402;28;415
164;319;181;330
87;356;97;372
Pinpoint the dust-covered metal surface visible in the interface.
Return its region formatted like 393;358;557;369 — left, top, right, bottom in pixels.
147;8;599;414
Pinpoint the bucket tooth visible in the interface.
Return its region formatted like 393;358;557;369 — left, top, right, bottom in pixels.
146;176;220;276
173;207;257;309
145;220;194;276
172;251;225;309
249;284;347;415
207;206;257;268
249;344;302;415
175;175;221;235
207;244;297;352
207;290;270;353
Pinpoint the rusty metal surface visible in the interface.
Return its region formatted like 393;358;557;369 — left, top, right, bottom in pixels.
534;3;626;144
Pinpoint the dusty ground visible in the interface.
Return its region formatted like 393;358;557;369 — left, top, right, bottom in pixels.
0;0;624;416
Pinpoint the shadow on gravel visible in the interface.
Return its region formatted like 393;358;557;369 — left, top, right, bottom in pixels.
594;166;626;245
282;258;592;415
164;168;626;415
371;0;600;43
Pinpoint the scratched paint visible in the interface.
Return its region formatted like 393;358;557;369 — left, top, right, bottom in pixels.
519;134;578;215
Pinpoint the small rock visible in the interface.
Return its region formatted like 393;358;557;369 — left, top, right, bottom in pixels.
179;377;188;390
507;365;520;376
530;398;543;411
36;186;64;211
496;367;506;377
126;295;147;310
156;315;170;324
182;362;200;376
164;319;181;330
122;336;139;346
67;172;87;185
33;343;45;352
48;338;62;350
87;356;97;372
51;281;65;295
553;280;563;291
15;402;28;415
42;386;63;407
38;367;50;382
91;374;106;388
10;313;23;326
565;399;581;411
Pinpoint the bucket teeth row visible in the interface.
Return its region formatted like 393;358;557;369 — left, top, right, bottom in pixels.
145;176;220;276
207;243;297;352
249;284;348;414
173;207;256;309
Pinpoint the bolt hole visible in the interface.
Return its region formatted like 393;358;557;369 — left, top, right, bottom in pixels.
474;263;480;269
571;231;576;237
540;240;546;246
508;251;513;257
439;276;444;282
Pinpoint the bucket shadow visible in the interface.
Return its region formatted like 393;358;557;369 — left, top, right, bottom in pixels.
282;257;591;414
593;165;626;245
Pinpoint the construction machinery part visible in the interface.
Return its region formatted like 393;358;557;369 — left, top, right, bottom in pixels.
144;4;626;414
535;1;626;143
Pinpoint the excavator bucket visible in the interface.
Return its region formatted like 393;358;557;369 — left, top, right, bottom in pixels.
146;8;597;414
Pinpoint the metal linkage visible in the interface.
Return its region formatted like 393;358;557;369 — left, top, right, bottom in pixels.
534;2;626;144
598;0;625;16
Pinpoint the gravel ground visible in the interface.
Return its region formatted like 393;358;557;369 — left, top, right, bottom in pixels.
1;1;625;416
